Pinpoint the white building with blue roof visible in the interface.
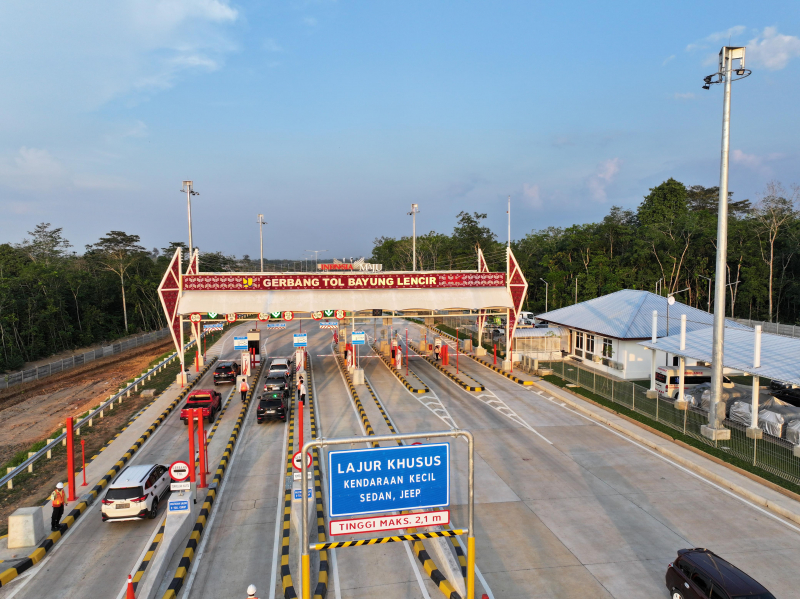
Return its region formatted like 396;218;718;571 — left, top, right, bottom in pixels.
536;289;751;380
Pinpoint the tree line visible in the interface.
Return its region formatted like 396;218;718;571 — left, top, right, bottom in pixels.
370;179;800;324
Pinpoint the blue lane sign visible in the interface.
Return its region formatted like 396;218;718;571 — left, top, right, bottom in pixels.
294;488;313;499
351;331;366;345
328;443;449;517
265;323;286;329
293;333;308;347
168;500;190;512
233;336;248;351
203;323;223;331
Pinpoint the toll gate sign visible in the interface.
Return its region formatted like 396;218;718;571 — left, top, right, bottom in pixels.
328;443;449;517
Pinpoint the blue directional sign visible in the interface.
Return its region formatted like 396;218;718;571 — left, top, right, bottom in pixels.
293;333;308;347
168;500;189;512
265;323;286;329
294;488;313;499
328;443;449;517
351;331;366;345
203;323;223;331
233;336;248;350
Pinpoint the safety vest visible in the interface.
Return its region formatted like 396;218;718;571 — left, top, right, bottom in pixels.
52;489;65;507
240;381;249;393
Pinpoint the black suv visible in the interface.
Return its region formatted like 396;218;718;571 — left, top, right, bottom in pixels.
213;361;240;385
257;394;287;423
666;548;775;599
263;372;291;400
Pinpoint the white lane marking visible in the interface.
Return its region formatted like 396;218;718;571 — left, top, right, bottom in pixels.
310;360;341;599
268;407;291;599
113;515;167;599
403;540;432;599
181;376;258;599
529;387;800;536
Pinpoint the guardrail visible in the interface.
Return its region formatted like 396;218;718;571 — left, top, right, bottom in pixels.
0;332;210;490
0;328;172;390
733;318;799;339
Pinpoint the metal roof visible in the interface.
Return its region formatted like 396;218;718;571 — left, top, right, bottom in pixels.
537;289;750;339
639;327;800;386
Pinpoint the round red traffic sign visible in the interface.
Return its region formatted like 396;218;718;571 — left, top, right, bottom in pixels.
169;460;191;481
311;311;323;321
283;311;294;321
225;313;237;323
292;451;312;471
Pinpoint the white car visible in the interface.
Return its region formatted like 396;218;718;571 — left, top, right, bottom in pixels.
268;358;292;377
101;464;170;522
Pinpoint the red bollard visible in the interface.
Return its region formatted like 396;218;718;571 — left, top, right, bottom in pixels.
298;399;304;452
188;412;196;484
195;350;199;372
126;574;136;599
66;417;76;502
405;329;409;376
203;426;209;475
80;439;87;486
493;344;497;366
197;409;207;489
456;329;459;375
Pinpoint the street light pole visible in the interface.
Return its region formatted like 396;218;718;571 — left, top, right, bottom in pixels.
702;46;750;440
181;181;199;256
698;275;712;313
305;250;328;270
408;204;419;271
257;214;266;273
574;274;580;305
539;278;549;313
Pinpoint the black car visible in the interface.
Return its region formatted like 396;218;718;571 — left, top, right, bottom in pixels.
263;372;291;399
666;548;775;599
213;361;240;385
257;394;287;423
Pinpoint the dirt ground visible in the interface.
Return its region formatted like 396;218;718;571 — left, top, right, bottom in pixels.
0;338;175;467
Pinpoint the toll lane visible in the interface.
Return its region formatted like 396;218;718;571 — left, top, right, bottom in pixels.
0;323;256;599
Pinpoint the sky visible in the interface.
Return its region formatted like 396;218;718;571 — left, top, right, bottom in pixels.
1;0;799;261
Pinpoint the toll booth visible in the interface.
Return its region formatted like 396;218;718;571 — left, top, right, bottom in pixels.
247;329;262;366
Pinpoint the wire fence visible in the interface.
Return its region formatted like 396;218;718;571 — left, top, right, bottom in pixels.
540;360;800;486
733;318;800;339
0;329;171;390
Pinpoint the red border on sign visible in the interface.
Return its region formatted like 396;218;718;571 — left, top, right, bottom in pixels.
169;460;191;481
292;451;312;471
329;510;450;536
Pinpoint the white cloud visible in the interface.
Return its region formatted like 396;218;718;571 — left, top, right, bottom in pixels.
523;183;542;208
747;27;800;71
303;16;318;27
263;38;284;53
732;149;785;175
123;121;149;138
673;92;696;100
0;147;69;191
663;55;675;66
686;26;746;52
587;158;621;202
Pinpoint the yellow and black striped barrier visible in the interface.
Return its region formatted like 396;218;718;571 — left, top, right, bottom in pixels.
408;341;485;392
161;360;265;599
314;529;465;551
306;358;329;599
0;357;219;589
281;375;298;599
334;348;379;447
132;517;167;590
370;343;429;394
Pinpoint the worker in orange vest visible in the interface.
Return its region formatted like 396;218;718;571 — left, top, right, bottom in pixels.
51;482;65;531
239;377;249;402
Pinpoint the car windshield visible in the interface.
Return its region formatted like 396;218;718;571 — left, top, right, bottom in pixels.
185;400;209;409
260;398;282;408
106;486;144;500
216;366;232;372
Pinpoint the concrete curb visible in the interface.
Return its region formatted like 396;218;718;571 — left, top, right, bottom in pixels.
160;361;264;599
534;381;800;529
370;343;429;394
280;384;298;599
131;517;167;591
0;357;218;589
306;358;329;599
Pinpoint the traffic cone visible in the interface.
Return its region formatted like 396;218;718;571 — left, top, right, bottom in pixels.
126;575;136;599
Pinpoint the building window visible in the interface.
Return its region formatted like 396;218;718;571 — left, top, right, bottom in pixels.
586;334;595;355
603;338;613;358
575;331;583;351
673;356;679;367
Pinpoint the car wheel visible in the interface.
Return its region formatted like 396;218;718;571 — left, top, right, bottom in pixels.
149;498;159;519
671;591;684;599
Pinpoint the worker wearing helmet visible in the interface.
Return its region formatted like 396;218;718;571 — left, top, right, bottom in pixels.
51;482;66;531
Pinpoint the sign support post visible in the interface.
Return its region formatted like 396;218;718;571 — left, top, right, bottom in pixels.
300;429;475;599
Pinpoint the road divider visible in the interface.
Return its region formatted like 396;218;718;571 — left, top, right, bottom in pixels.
131;517;167;592
306;358;329;599
408;341;485;392
0;357;218;589
314;529;466;550
370;343;429;393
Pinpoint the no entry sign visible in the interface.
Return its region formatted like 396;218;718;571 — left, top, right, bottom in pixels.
169;460;191;482
293;451;312;471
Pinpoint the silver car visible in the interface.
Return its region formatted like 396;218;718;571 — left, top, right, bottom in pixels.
101;464;170;522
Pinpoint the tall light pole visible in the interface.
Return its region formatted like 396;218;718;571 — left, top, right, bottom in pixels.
539;278;549;313
701;46;751;441
407;204;419;271
305;250;328;270
507;195;511;248
181;181;199;256
574;274;580;305
257;214;266;272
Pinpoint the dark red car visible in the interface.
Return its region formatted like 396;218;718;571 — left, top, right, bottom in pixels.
666;548;775;599
180;389;222;424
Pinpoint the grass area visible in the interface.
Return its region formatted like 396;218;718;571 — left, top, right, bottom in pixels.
543;373;800;496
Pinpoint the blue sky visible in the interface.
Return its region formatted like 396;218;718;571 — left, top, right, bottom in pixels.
1;0;799;260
